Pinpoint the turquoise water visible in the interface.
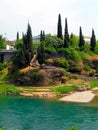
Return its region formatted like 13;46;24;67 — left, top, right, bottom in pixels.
0;95;98;130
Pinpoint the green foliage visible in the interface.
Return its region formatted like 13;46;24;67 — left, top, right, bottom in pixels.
17;32;19;40
44;47;56;53
40;30;45;41
14;39;23;49
79;27;85;49
0;63;7;71
83;65;91;71
70;34;79;49
45;34;63;49
94;41;98;54
7;65;21;80
0;35;6;49
65;48;81;62
53;85;76;95
57;14;63;39
13;47;26;68
37;42;45;65
58;47;81;62
13;23;34;68
53;58;69;69
90;29;96;52
81;42;90;53
66;126;80;130
0;84;21;95
78;51;88;60
90;81;98;88
64;18;69;48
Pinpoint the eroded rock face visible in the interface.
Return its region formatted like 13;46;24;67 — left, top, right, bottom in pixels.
15;66;66;86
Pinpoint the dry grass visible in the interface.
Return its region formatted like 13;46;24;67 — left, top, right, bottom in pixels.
66;79;85;86
20;66;34;73
86;55;98;61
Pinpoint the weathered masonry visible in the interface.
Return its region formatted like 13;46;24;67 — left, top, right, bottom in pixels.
0;50;16;63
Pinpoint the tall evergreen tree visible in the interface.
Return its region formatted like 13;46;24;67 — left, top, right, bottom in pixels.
37;42;45;65
22;23;33;64
42;31;45;41
64;18;69;48
90;29;96;52
79;26;85;48
17;32;19;40
40;30;43;42
26;23;33;53
57;14;63;39
40;30;45;41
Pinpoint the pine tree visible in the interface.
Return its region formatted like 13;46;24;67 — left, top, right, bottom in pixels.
79;26;85;48
17;32;19;40
64;18;69;48
90;29;96;52
57;14;63;39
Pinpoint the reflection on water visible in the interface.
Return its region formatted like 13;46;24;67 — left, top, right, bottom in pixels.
88;90;98;107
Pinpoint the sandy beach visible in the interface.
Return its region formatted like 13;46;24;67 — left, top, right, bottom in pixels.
60;91;95;103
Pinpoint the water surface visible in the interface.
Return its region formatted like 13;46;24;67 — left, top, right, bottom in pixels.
0;95;98;130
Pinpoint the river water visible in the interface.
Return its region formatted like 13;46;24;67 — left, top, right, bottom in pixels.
0;95;98;130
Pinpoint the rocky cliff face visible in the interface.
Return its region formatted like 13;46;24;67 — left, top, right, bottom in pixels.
15;66;65;86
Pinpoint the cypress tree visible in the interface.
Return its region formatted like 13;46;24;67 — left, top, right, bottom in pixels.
70;33;73;45
42;31;45;41
37;42;45;65
40;30;45;41
57;14;63;39
26;23;33;53
79;26;85;48
22;23;33;64
40;30;43;42
17;32;19;40
90;29;96;52
64;18;69;48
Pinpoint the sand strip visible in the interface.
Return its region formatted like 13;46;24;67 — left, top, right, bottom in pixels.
60;91;95;103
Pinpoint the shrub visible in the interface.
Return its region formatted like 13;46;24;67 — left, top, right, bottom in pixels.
44;47;56;53
83;65;91;71
0;84;22;95
64;48;81;61
53;58;69;69
0;63;7;71
90;81;98;88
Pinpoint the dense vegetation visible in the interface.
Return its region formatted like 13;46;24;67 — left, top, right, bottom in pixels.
0;13;98;88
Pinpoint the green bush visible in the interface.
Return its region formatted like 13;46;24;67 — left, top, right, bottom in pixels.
65;48;81;61
57;47;66;54
90;81;98;88
0;84;22;95
44;47;56;53
0;63;7;71
83;65;91;71
53;58;69;69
